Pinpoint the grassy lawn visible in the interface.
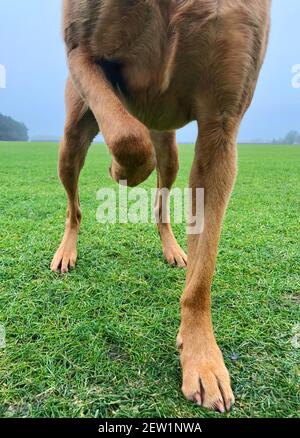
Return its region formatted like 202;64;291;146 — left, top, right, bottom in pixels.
0;141;299;418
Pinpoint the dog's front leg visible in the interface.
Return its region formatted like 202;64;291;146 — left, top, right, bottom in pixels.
178;117;239;412
67;48;156;187
51;78;98;273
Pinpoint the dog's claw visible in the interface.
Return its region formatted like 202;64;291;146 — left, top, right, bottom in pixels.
214;399;225;413
194;392;202;406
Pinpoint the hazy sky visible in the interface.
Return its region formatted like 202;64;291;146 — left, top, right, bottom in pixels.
0;0;299;142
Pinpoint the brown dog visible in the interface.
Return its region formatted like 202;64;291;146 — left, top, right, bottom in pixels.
51;0;271;412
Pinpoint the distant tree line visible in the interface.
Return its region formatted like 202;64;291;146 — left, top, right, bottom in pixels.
272;130;300;145
0;113;28;141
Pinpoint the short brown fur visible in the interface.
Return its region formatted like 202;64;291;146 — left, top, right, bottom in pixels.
51;0;271;412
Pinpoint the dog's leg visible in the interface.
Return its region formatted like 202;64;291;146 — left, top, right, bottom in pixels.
51;77;98;273
151;131;187;268
67;48;156;187
178;116;239;412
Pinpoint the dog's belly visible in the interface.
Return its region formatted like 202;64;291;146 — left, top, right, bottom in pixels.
66;0;224;130
90;1;209;131
123;91;194;132
98;57;197;131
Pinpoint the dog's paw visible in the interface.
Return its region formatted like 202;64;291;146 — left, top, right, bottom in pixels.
163;244;187;268
179;337;234;413
51;244;77;273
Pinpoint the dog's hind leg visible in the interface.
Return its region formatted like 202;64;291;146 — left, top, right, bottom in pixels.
51;77;98;273
151;131;187;268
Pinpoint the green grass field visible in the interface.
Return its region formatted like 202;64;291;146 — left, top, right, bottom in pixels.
0;141;299;418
